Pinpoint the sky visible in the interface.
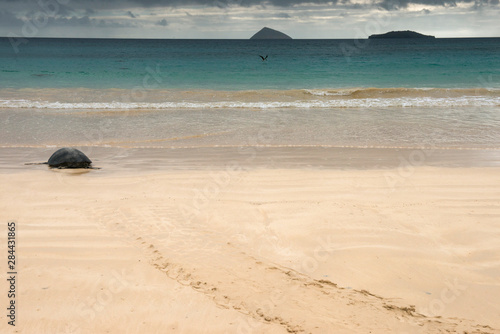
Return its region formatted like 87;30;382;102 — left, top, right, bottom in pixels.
0;0;499;39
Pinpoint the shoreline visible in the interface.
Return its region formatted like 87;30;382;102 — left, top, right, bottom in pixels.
1;87;499;109
2;146;499;174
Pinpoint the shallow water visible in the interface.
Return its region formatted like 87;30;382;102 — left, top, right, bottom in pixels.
1;38;499;170
1;100;499;150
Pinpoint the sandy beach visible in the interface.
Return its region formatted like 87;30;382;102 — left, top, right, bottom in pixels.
1;163;499;333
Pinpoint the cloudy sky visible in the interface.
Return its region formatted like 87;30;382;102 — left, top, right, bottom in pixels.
1;0;499;39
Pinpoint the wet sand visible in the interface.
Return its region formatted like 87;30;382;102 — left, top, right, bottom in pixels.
2;146;500;172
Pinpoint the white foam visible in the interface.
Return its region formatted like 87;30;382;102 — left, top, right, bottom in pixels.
1;97;499;110
304;89;355;96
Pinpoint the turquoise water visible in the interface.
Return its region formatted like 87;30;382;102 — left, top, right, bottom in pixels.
0;37;499;161
1;38;499;90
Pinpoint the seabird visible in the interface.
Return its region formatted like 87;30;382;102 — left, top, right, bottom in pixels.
259;55;268;61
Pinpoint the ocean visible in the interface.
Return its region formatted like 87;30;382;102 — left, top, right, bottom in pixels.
1;37;499;169
2;38;500;90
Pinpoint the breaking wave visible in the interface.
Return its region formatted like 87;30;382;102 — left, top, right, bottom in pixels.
1;87;499;110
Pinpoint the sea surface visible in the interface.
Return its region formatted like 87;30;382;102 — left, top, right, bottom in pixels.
0;38;499;169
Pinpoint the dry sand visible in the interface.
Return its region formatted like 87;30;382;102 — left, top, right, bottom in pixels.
1;166;499;333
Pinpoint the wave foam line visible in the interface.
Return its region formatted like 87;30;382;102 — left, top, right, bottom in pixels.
1;97;500;109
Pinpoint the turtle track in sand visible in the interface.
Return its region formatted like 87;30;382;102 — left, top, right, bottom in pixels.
90;204;497;334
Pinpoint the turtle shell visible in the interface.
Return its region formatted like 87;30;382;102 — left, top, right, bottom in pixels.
47;148;92;168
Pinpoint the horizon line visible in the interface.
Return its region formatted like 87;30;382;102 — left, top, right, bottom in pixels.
2;36;499;40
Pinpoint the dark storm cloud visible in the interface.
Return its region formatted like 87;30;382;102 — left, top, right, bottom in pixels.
156;18;168;26
132;0;500;6
44;15;135;27
55;15;91;26
0;0;497;32
1;0;498;38
2;0;496;10
129;0;499;7
128;0;338;7
376;0;456;10
275;12;292;18
0;9;24;26
376;0;498;9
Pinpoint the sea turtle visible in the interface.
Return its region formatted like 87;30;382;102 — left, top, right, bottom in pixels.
26;147;96;169
47;147;93;168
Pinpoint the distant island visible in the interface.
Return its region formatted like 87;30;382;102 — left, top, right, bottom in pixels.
369;30;435;39
250;27;292;40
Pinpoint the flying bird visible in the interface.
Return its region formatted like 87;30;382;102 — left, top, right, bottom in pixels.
259;55;268;61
